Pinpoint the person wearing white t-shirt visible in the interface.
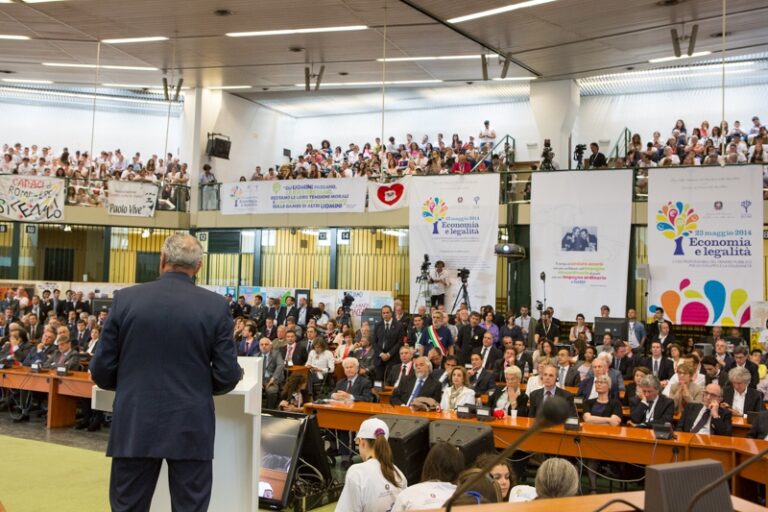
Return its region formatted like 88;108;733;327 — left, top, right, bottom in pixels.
392;442;464;511
337;418;407;512
478;120;497;146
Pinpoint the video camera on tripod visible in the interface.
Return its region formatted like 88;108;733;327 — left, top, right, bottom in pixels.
540;139;556;171
416;254;431;282
573;144;586;170
457;267;470;283
337;292;355;326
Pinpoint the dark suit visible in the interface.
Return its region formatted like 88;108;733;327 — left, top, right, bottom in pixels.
640;356;675;382
723;360;760;389
515;352;534;376
373;319;404;379
611;355;633;379
73;300;89;314
723;387;764;414
677;403;732;436
73;329;89;350
556;364;581;388
23;344;55;366
0;340;31;366
385;362;414;387
238;338;260;357
623;383;641;408
629;394;675;427
280;343;308;366
44;348;81;371
654;333;676;351
528;387;576;418
249;303;268;329
334;376;373;402
577;376;620;401
747;411;768;439
455;325;485;366
473;345;502;371
469;368;497;395
262;324;277;341
90;271;241;512
705;369;729;389
278;305;297;325
390;374;442;405
27;323;43;342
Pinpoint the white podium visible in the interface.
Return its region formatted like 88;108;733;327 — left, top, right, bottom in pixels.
92;356;263;511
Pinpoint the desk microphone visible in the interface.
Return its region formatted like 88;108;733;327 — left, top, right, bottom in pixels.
443;396;571;511
684;443;768;512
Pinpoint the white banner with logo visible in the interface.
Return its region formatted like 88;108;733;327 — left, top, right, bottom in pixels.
220;178;367;214
531;170;633;321
647;166;763;327
106;181;159;217
408;175;499;312
367;176;410;211
0;175;64;222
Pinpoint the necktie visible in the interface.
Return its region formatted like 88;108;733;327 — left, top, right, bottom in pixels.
545;390;552;401
346;380;352;392
264;355;270;377
482;347;487;358
407;379;424;406
653;359;659;375
385;322;390;332
559;367;565;384
57;352;65;365
692;409;711;433
287;344;294;361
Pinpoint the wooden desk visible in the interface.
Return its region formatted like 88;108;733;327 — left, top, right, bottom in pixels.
437;491;764;511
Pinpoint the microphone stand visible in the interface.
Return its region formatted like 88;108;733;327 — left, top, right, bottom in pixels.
685;444;768;512
443;396;570;512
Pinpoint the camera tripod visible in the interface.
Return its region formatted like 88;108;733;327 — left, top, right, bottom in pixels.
450;279;471;315
413;269;431;314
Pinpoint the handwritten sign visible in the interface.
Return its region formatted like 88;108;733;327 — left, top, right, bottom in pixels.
107;181;159;217
0;176;64;222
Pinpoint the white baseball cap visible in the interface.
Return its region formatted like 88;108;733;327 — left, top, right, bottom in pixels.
355;418;389;440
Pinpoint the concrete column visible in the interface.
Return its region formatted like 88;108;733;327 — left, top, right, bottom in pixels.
529;80;580;169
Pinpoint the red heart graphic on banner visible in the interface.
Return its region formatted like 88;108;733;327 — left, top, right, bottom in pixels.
377;184;404;206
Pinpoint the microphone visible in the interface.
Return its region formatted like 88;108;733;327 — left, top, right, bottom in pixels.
684;443;768;512
540;271;546;282
444;395;571;511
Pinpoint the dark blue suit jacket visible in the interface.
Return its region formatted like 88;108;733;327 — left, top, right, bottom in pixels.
90;272;241;460
238;338;261;357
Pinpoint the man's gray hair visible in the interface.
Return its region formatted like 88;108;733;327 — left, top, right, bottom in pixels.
342;357;359;369
728;366;752;385
162;234;203;269
639;374;661;390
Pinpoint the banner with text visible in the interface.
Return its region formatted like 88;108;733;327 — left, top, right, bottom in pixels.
647;166;763;327
408;174;499;312
367;176;410;211
531;170;633;321
220;178;367;214
0;175;64;222
107;181;159;217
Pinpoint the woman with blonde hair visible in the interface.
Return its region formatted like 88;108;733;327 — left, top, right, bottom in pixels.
666;361;703;413
440;366;475;411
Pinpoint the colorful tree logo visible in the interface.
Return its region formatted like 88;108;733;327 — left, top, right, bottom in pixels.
656;201;699;256
422;197;447;235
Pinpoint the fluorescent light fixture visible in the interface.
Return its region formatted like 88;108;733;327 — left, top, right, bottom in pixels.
648;51;712;63
206;85;252;90
141;229;151;239
62;225;72;232
294;79;442;87
0;35;31;40
22;0;70;3
227;25;367;37
2;78;53;84
381;229;407;238
377;54;485;62
101;36;168;44
102;82;189;90
43;62;158;71
448;0;558;23
0;86;177;105
492;76;537;81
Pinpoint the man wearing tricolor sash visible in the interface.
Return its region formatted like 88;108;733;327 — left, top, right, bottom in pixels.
427;310;453;358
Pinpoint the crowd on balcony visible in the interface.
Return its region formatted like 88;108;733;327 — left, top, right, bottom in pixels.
0;143;190;210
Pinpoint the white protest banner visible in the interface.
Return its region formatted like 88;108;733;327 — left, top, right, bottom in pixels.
0;175;64;222
367;176;410;211
106;181;159;217
530;170;634;321
408;174;499;312
647;165;763;327
220;178;367;214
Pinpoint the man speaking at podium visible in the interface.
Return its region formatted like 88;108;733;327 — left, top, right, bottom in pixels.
91;234;242;512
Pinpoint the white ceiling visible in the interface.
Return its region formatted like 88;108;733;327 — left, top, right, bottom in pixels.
0;0;766;115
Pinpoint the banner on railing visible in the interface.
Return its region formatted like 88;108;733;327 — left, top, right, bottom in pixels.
220;178;367;214
408;174;499;313
106;181;159;217
530;170;633;322
0;175;64;222
647;166;763;327
367;176;410;211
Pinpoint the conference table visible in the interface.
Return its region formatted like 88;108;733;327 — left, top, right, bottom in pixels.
305;400;768;503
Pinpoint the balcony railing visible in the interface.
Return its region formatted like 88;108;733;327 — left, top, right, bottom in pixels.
65;178;191;213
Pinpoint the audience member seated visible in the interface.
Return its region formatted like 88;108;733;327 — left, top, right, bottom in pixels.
582;375;623;493
489;366;529;417
724;346;760;389
336;418;406;511
555;347;580;387
23;327;56;366
528;364;576;418
474;453;515;502
391;442;464;511
577;355;621;401
80;326;100;360
439;366;476;411
353;336;376;380
0;328;31;367
467;352;496;395
623;366;650;408
278;372;308;413
238;324;260;356
259;338;285;409
332;357;374;403
280;329;308;367
534;458;579;499
747;411;768;440
640;340;675;385
385;346;415;388
723;366;764;416
306;338;335;396
390;357;441;406
473;331;502;371
629;375;675;427
431;354;457;388
677;383;732;436
522;356;548;395
513;338;533;378
452;467;502;505
493;346;518;382
665;362;703;413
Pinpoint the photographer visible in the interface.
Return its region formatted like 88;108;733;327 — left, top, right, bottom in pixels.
429;260;450;307
586;142;607;169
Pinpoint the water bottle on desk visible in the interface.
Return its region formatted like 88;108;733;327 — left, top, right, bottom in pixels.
523;361;530;382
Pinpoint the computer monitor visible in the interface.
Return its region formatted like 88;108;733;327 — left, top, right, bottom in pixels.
593;317;627;341
259;411;308;510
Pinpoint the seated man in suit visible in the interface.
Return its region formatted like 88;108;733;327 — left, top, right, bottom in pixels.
467;352;496;396
640;340;675;386
280;329;308;367
611;341;633;379
513;339;534;379
701;355;729;388
43;335;81;371
713;339;733;368
577;356;621;401
723;366;764;416
629;374;675;428
259;338;285;410
493;347;517;382
432;355;458;388
528;363;576;418
472;331;502;371
555;347;580;388
353;336;376;380
331;357;374;469
390;357;442;406
724;346;760;389
677;383;732;436
385;345;415;388
747;411;768;440
238;324;260;357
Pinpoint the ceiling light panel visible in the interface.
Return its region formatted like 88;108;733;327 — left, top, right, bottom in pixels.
226;25;367;37
448;0;559;23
